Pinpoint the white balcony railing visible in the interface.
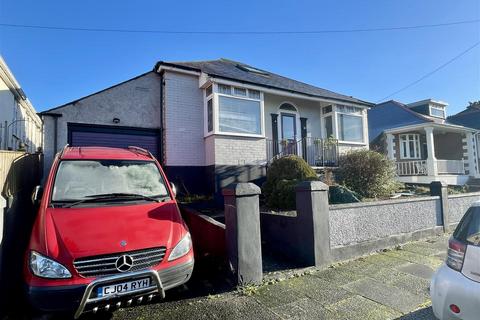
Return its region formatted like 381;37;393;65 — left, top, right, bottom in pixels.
396;159;466;176
396;160;428;176
437;159;465;175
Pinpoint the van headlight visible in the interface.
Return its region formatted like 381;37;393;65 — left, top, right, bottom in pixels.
30;251;72;279
168;233;192;261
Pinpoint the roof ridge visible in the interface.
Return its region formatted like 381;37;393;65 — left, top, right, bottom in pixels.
167;58;222;64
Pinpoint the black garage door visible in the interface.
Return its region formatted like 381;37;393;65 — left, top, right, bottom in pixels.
68;124;161;159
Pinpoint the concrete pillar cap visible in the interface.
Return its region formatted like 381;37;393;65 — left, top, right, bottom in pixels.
295;180;329;192
222;182;261;196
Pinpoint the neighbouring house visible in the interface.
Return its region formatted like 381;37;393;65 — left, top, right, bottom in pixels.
0;56;42;153
369;99;479;186
448;101;480;129
448;101;480;168
40;59;372;194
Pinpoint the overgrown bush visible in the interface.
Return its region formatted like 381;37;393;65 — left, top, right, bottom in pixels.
263;155;318;210
337;149;398;198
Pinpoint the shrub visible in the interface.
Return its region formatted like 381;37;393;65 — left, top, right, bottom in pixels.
337;149;398;198
263;155;318;210
329;185;361;204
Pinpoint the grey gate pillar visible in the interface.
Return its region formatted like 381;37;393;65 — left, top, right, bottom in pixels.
295;181;332;267
222;183;262;285
430;181;449;232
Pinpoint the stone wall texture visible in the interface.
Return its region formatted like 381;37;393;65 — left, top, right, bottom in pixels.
329;196;441;247
448;192;480;223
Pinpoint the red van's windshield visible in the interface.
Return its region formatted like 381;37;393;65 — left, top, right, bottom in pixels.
52;160;169;202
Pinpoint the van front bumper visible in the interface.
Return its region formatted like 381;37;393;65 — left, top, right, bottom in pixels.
26;259;194;317
26;284;86;313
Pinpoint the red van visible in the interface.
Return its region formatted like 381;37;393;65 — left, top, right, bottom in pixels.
24;146;194;318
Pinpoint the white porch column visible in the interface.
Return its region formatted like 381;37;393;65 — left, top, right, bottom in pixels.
386;133;395;160
363;109;369;148
425;127;437;176
465;132;478;177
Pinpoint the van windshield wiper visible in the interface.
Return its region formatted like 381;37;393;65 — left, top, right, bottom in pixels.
86;193;165;202
64;193;167;208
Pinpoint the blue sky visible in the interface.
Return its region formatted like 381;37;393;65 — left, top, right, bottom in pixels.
0;0;479;115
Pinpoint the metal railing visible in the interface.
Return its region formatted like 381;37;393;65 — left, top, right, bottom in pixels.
266;137;339;167
396;160;428;176
437;159;465;175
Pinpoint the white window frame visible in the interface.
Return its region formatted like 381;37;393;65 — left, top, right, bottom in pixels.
204;84;214;134
399;133;421;159
429;105;445;119
320;105;335;139
203;83;265;138
334;104;366;144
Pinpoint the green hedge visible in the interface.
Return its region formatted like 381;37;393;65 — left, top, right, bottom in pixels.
263;155;318;210
337;149;398;198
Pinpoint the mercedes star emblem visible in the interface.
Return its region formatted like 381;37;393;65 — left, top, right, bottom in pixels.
115;255;134;272
120;240;127;247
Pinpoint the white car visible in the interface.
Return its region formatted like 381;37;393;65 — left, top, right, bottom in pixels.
431;201;480;320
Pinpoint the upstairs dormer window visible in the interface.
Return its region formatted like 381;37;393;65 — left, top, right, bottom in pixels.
430;105;445;118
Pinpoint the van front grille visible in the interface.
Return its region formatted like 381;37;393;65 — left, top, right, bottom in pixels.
73;247;167;277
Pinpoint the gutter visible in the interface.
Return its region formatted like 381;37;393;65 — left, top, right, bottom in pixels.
159;70;165;165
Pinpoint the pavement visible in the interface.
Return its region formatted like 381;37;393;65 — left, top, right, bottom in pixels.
105;233;449;320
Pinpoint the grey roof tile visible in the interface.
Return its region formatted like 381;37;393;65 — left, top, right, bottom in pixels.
160;58;372;106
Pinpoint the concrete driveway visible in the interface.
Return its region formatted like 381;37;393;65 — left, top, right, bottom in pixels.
109;234;448;320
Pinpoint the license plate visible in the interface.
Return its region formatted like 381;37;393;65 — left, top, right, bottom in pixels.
97;278;150;297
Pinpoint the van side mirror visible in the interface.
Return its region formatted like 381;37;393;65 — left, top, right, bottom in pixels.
170;183;177;197
32;185;43;205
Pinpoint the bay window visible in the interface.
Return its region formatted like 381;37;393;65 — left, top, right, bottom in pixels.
219;96;261;134
336;105;364;143
338;114;363;142
207;99;213;132
218;84;232;95
204;83;263;136
320;104;366;142
205;85;214;133
324;116;333;138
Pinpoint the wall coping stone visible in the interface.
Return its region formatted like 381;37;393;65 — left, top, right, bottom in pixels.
448;192;480;199
329;195;440;210
295;181;329;192
222;182;261;197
